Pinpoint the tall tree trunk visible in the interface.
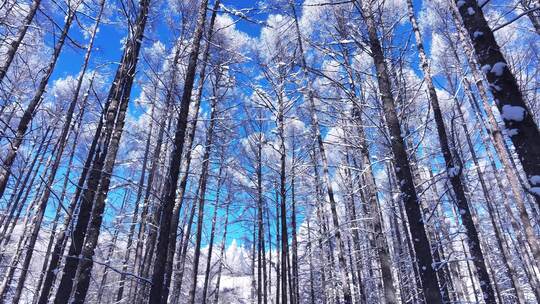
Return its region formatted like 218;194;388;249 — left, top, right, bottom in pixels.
406;1;496;302
115;100;156;303
355;2;443;302
306;219;316;304
277;94;290;304
68;1;151;300
251;219;258;303
0;0;41;83
162;3;221;300
0;0;80;199
37;103;108;304
147;0;209;301
255;127;268;304
187;74;221;304
448;6;540;262
212;198;231;304
452;0;540;204
53;1;150;302
201;163;224;304
275;185;281;304
290;137;299;304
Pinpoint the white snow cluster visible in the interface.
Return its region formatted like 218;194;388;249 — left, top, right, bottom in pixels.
501;105;525;122
529;178;540;196
506;128;518;137
530;175;540;185
473;31;483;39
490;62;506;76
448;166;461;178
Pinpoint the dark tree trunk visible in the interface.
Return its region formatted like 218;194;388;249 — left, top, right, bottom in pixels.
0;0;41;83
453;0;540;204
449;3;540;262
147;0;209;301
406;1;496;302
38;103;108;304
53;0;150;302
255;124;268;304
0;0;78;199
68;0;151;299
290;139;299;304
162;3;221;300
356;2;443;303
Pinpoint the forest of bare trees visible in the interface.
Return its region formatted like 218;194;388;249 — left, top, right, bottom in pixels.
0;0;539;303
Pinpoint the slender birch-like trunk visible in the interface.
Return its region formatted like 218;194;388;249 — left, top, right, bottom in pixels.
0;0;80;199
355;1;443;302
0;0;41;83
147;0;209;300
406;1;496;301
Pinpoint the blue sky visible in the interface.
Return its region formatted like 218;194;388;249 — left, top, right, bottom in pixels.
41;0;430;248
42;0;273;247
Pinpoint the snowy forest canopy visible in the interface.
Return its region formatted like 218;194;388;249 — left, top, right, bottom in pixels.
0;0;540;303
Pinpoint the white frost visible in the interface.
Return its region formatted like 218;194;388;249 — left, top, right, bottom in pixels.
448;166;461;177
473;31;484;39
506;128;518;137
530;176;540;186
530;187;540;196
501;105;525;122
490;62;506;76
